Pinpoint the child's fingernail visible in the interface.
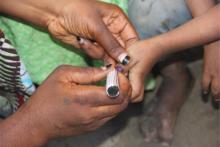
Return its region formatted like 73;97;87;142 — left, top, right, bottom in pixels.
105;64;112;69
116;65;124;73
118;53;131;65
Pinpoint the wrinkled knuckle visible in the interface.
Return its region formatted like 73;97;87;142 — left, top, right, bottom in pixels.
47;20;56;33
90;21;104;38
81;115;95;125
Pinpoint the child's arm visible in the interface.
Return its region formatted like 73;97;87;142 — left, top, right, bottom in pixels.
128;5;220;101
186;0;216;16
149;4;220;59
187;0;220;101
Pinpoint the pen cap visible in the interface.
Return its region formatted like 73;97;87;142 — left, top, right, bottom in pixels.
106;69;120;98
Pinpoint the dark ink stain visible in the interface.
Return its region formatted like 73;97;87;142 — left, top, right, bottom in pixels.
63;98;71;105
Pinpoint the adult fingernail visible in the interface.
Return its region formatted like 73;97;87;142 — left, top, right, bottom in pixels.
102;64;112;71
105;64;112;69
116;65;124;73
101;66;107;70
76;36;84;45
118;53;131;65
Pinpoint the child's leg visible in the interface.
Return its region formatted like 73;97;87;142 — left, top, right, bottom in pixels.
139;60;194;145
128;0;194;145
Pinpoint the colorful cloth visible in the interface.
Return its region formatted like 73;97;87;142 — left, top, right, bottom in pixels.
0;17;88;85
0;30;35;118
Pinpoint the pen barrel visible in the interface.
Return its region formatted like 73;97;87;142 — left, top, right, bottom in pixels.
106;69;120;98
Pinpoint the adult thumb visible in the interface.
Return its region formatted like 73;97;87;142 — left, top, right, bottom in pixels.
93;20;130;65
60;66;112;84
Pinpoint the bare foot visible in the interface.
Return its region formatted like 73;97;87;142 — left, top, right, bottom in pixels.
139;62;194;146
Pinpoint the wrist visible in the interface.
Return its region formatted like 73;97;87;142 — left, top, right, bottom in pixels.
146;36;169;61
130;38;166;76
0;105;49;147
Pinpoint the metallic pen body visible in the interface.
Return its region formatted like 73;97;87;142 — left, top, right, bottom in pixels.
106;69;120;98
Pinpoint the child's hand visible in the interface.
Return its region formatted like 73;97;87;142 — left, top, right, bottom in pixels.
202;40;220;102
127;39;161;102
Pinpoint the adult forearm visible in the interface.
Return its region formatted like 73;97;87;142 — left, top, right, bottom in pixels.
0;0;70;27
0;107;48;147
150;5;220;58
186;0;216;17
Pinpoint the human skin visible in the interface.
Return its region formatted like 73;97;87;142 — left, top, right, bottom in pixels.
0;66;131;147
187;0;220;101
127;5;220;101
0;0;138;64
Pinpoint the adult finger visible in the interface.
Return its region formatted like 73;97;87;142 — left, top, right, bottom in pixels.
92;18;130;65
85;115;116;132
202;72;211;95
93;99;128;119
78;37;116;65
56;66;110;84
48;19;81;48
211;77;220;101
117;15;139;48
70;73;131;107
96;2;139;48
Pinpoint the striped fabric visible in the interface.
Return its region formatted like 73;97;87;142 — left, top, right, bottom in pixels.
0;30;35;118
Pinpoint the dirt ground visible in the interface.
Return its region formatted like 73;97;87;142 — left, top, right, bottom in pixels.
46;60;220;147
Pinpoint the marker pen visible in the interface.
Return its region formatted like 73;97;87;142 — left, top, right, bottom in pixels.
106;69;120;98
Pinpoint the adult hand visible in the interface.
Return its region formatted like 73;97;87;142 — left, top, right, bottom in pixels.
0;0;138;64
0;65;131;147
202;40;220;102
48;0;138;63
